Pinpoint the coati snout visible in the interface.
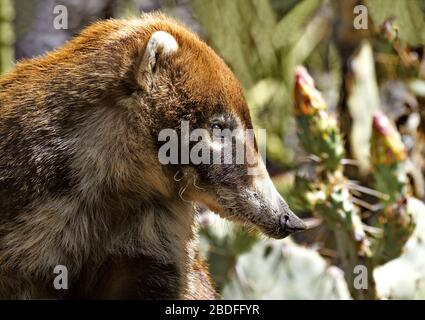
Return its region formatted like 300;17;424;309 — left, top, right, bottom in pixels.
177;134;307;239
158;117;307;238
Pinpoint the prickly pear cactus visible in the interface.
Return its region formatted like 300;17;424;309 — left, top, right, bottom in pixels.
370;111;416;265
293;67;344;172
292;66;373;298
199;211;259;290
222;239;351;300
374;198;425;299
292;66;423;299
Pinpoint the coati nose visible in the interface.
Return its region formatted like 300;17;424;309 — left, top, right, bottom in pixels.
279;203;307;236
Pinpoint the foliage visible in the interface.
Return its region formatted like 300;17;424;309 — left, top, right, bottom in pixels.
365;0;425;45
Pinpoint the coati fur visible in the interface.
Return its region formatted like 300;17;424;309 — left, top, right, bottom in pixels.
0;13;305;299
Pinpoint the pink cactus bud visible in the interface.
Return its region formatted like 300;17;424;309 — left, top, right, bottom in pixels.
372;111;407;164
294;66;327;115
381;19;398;42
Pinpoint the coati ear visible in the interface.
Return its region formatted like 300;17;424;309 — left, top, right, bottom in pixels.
136;31;179;90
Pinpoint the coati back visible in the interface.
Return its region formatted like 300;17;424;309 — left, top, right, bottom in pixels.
0;13;304;299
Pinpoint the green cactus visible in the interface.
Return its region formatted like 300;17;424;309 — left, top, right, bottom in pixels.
370;111;416;265
296;113;345;172
292;66;374;299
199;212;260;291
222;239;351;299
293;66;345;172
292;67;422;299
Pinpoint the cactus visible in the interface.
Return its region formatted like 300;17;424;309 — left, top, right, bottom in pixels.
370;111;416;265
0;0;14;74
293;67;345;172
199;211;260;291
292;66;422;299
292;66;374;299
222;239;351;300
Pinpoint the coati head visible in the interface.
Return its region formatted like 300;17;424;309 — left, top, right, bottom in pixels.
123;14;306;239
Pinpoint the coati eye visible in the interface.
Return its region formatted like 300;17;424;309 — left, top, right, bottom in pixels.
211;123;226;141
211;123;223;131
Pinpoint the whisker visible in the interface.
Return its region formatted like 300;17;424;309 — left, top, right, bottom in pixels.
192;176;205;190
178;182;192;204
174;170;184;182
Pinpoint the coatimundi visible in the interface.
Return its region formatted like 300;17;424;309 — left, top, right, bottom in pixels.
0;13;305;299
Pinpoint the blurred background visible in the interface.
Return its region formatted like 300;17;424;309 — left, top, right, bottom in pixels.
1;0;425;299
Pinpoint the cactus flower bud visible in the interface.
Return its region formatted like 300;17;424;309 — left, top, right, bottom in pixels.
380;19;398;43
371;111;407;165
294;66;327;115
